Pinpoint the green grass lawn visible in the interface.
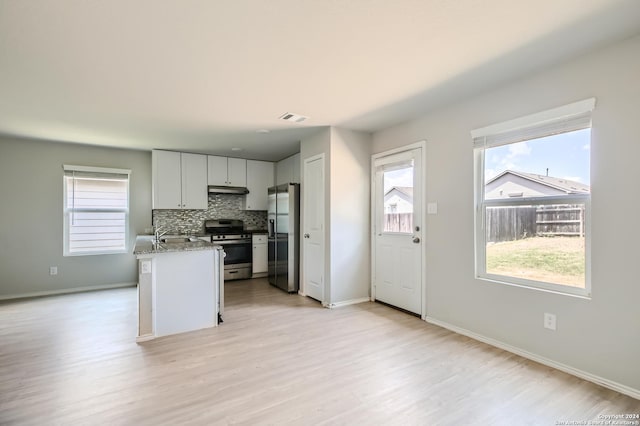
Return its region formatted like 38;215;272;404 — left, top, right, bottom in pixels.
486;237;585;287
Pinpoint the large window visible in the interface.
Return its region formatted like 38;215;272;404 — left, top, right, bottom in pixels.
472;99;594;297
63;165;131;256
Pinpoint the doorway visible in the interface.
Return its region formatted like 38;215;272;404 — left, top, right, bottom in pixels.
302;154;325;303
371;142;426;317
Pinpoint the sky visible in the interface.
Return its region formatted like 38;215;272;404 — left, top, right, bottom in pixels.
384;166;413;193
485;128;591;185
382;128;591;193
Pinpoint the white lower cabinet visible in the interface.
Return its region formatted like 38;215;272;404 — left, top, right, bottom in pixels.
252;234;268;277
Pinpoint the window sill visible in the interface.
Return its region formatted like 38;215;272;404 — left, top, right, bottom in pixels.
63;249;128;257
476;274;592;300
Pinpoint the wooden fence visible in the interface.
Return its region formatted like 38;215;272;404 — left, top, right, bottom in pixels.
384;213;413;233
486;204;585;242
486;206;537;243
536;205;585;237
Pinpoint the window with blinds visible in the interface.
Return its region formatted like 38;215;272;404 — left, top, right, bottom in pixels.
63;165;131;256
472;99;595;297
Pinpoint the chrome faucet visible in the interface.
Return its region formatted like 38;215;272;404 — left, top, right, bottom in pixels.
154;226;168;242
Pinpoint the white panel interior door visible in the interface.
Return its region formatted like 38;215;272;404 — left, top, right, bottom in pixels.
303;155;325;302
373;147;423;315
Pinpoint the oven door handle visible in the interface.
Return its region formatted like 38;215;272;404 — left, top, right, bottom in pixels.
214;240;251;245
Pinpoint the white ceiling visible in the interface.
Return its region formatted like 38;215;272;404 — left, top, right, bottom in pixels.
1;0;639;161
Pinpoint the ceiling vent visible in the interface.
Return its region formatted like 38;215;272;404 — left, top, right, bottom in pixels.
279;112;308;123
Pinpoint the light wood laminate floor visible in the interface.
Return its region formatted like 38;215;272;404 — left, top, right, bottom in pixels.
1;278;638;425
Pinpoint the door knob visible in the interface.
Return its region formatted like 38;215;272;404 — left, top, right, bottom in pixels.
412;237;420;243
304;233;310;238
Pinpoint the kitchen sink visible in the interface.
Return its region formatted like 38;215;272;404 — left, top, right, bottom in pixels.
157;237;199;244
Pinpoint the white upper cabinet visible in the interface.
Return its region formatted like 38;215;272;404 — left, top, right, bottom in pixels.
291;153;300;184
153;150;208;209
244;160;274;211
180;153;208;209
275;153;300;185
227;158;247;187
208;155;247;187
153;150;182;209
207;155;228;186
275;157;289;185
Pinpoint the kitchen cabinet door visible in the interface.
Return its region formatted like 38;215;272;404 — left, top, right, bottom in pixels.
153;150;207;209
207;155;228;186
252;235;268;275
275;156;291;185
208;156;247;187
181;153;208;209
245;160;274;210
291;153;300;184
227;158;247;187
153;150;182;209
276;154;300;185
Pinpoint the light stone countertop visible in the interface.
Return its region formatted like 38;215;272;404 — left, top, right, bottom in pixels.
133;235;220;255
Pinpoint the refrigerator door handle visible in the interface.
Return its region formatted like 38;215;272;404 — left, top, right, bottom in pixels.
268;219;275;238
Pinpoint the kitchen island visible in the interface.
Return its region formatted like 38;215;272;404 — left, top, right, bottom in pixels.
133;236;224;341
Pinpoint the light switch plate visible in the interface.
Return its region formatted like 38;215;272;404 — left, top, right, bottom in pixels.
427;202;438;215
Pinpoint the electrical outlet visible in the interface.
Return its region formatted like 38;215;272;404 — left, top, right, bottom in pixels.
544;313;557;331
140;260;152;274
49;266;58;276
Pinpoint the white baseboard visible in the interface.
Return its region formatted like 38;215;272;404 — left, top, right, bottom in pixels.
425;316;640;401
327;297;371;309
0;282;137;301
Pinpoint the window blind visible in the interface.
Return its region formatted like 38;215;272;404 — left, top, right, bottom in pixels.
471;98;596;149
63;165;131;255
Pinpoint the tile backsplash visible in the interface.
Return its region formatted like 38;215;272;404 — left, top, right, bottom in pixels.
152;194;267;234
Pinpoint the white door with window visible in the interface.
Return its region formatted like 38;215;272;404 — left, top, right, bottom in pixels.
302;154;325;302
372;145;424;315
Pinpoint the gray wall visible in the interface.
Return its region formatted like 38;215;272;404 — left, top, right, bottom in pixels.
0;136;152;298
372;35;640;391
300;127;371;306
329;127;371;304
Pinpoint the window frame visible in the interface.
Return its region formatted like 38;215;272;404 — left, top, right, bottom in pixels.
472;99;594;298
63;165;131;257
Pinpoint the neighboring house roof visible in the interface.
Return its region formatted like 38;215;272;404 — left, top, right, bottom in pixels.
385;186;413;198
486;170;590;194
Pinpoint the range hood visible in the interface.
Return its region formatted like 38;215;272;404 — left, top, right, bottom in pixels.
208;185;249;195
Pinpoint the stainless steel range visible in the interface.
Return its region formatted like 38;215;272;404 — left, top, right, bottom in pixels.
205;219;252;281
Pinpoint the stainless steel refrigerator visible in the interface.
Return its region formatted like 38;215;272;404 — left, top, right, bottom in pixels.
268;183;300;293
